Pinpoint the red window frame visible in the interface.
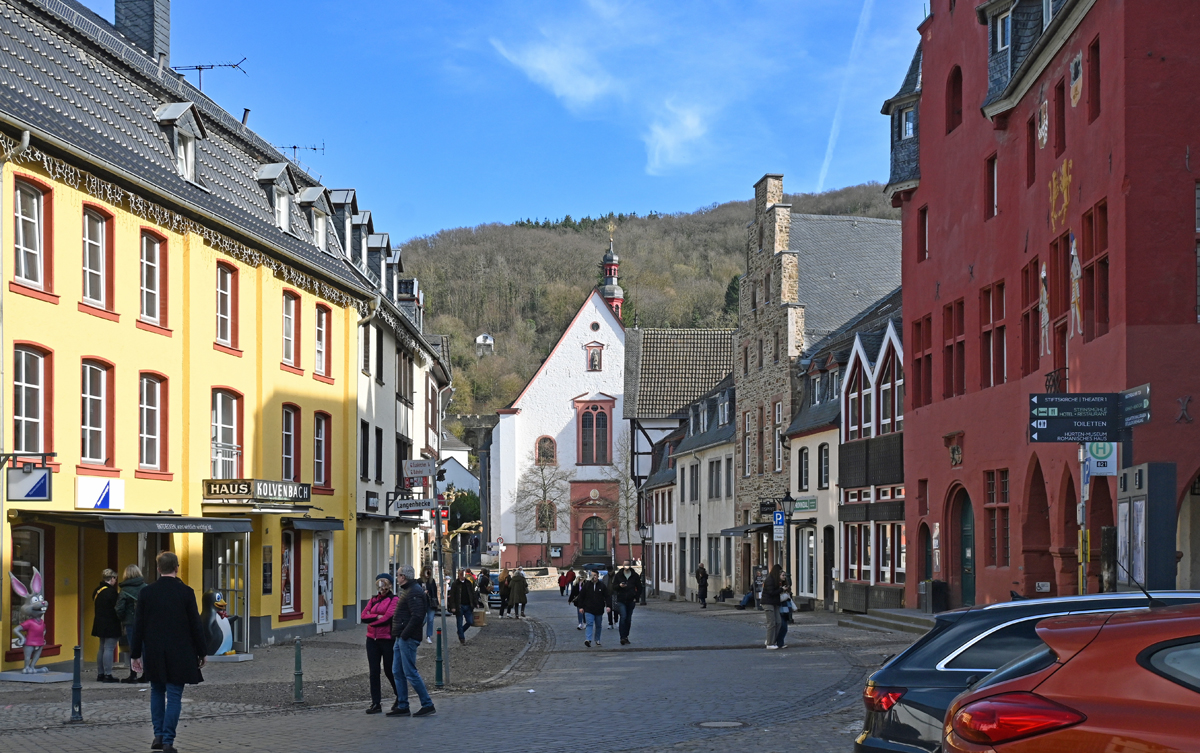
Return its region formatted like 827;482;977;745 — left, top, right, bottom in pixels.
279;528;303;620
80;203;116;318
136;228;170;336
215;262;240;355
78;356;117;476
11;174;57;302
575;400;613;465
980;281;1007;388
314;304;332;379
12;341;56;467
1081;200;1109;341
911;315;934;408
942;299;965;398
281;290;302;373
135;371;171;480
282;403;301;482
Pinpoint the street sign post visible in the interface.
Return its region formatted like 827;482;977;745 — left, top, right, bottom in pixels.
1121;383;1151;428
1029;394;1120;442
772;511;785;542
393;498;438;513
403;459;436;478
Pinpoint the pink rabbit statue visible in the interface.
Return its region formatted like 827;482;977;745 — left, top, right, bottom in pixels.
10;568;50;674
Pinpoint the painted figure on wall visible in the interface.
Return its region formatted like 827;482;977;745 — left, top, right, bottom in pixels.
9;568;49;673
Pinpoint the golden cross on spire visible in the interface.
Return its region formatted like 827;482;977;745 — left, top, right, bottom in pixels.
606;220;615;241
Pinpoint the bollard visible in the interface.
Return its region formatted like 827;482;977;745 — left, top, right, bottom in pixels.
67;645;83;723
435;628;443;688
293;638;303;704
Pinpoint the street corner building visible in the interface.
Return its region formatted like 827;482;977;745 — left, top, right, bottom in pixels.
884;0;1200;609
0;0;446;670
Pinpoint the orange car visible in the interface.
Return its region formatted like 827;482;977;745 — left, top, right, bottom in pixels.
942;603;1200;752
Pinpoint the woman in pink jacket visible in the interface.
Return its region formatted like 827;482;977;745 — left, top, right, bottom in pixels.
361;573;399;714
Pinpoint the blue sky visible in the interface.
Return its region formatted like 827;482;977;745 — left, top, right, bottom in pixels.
79;0;926;242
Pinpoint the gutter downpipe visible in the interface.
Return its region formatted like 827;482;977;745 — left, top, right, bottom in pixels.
357;295;382;610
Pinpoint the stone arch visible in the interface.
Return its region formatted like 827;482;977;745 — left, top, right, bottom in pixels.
1057;470;1079;596
1021;455;1056;597
1087;476;1115;591
946;484;976;608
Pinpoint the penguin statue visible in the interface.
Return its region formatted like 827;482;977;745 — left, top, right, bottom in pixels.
201;589;234;656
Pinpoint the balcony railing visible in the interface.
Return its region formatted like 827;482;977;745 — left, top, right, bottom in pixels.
211;442;242;480
1045;367;1068;394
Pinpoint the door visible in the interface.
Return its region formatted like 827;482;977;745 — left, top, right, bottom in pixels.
314;533;333;633
960;497;976;607
581;517;606;555
822;526;835;611
212;533;248;653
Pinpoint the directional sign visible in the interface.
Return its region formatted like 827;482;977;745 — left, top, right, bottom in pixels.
1121;383;1151;428
1029;393;1118;419
7;467;52;501
1030;417;1120;442
393;498;437;512
403;459;436;478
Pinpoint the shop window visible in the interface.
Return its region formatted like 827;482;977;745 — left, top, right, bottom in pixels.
280;529;299;615
8;526;54;659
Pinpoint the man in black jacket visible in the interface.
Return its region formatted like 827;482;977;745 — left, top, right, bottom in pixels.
610;560;643;645
447;569;475;644
130;552;206;753
575;570;610;647
388;565;436;717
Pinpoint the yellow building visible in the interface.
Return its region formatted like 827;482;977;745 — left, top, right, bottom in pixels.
1;0;376;670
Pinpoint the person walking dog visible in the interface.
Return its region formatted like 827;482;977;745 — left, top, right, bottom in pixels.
90;569;121;682
388;565;436;717
361;574;399;714
130;552;207;753
611;560;642;645
695;563;709;609
114;565;146;683
576;570;609;647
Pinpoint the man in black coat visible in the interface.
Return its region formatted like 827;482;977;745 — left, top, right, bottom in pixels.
387;564;436;717
610;560;643;645
130;552;206;753
574;570;610;647
447;569;475;644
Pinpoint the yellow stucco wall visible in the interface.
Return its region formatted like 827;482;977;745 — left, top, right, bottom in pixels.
2;160;361;669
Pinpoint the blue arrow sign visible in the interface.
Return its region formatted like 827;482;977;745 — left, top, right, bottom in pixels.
7;467;52;501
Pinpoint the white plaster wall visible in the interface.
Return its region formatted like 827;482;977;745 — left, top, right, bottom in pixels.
675;440;737;600
493;292;627;549
789;427;840;601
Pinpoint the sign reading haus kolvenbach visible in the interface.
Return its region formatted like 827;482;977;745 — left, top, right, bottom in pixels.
203;479;312;502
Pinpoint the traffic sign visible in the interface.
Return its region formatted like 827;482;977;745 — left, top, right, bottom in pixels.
1030;417;1120;442
1121;383;1151;428
403;459;436;478
772;510;785;541
1029;393;1118;419
1085;442;1119;475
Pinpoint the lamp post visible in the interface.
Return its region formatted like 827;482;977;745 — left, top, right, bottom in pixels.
637;524;649;604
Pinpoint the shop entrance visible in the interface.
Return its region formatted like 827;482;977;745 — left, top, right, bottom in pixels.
314;532;334;633
203;533;249;653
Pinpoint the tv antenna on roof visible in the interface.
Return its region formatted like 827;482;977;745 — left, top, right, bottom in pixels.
273;141;326;163
171;57;248;91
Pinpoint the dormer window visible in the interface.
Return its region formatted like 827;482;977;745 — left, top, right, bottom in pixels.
275;188;290;231
994;11;1012;52
700;406;708;434
901;107;915;139
177;132;196;181
312;210;327;251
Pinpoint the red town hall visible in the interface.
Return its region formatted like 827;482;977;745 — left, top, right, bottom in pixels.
885;0;1200;608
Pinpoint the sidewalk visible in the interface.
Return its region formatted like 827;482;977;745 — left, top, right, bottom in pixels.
0;612;537;731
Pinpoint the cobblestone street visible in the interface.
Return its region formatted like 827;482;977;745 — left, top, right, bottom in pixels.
0;591;914;752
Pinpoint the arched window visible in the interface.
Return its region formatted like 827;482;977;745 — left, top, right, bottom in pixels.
582;517;607;555
579;405;610;465
947;66;963;133
800;447;810;491
536;436;557;465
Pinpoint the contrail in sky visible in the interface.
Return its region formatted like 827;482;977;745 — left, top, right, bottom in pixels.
816;0;875;192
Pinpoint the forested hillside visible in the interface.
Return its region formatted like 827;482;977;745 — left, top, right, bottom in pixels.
400;182;898;415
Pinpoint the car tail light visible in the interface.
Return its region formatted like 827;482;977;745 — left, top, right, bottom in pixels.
862;684;906;713
951;692;1086;744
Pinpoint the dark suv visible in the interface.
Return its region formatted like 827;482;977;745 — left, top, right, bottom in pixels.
854;591;1200;753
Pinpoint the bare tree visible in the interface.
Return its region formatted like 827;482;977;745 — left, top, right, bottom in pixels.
510;451;574;565
606;430;642;563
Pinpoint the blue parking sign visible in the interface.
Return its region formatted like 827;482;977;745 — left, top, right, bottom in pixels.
773;511;785;526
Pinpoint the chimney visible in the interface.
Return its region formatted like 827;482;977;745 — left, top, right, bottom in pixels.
115;0;170;65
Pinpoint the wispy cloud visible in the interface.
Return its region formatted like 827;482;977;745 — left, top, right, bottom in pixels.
491;37;617;111
816;0;876;192
643;101;709;176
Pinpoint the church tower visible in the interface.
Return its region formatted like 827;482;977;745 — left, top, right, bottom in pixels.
599;235;624;319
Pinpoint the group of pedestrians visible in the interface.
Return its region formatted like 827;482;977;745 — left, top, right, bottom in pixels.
497;567;528;618
358;566;438;718
89;565;147;684
565;561;643;646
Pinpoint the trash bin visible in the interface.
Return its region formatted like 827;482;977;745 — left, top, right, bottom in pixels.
930;580;949;613
918;579;930;613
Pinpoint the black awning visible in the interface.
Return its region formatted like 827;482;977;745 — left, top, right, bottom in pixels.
285;517;344;531
11;510;251;534
718;522;774;537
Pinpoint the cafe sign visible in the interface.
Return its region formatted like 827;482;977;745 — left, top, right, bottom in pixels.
203;479;312;503
791;497;818;513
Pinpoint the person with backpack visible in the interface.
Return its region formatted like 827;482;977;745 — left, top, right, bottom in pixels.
361;574;399;714
114;564;146;683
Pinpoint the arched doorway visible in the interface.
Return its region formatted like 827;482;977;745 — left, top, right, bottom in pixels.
1060;472;1079;595
581;517;607;556
1178;471;1200;589
1022;458;1056;597
1088;477;1115;591
951;489;976;607
919;523;932;582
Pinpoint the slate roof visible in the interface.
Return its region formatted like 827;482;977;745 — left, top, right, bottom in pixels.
441;432;471;452
643;426;685;492
788;215;901;350
0;0;364;292
673;374;735;456
623;328;734;420
881;43;923;114
786;288;902;438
